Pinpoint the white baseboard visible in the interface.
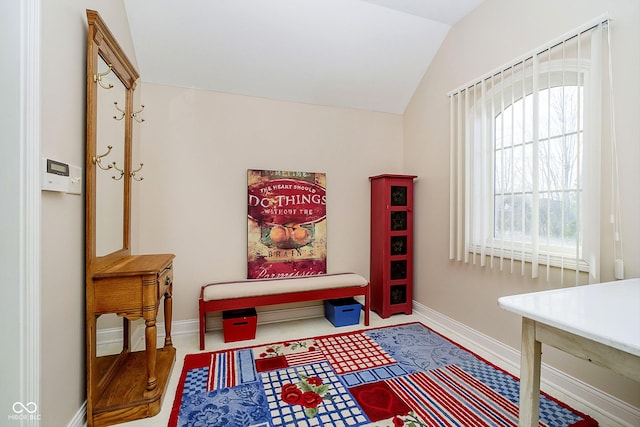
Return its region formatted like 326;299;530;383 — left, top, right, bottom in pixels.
412;301;640;427
96;303;327;353
66;401;85;427
90;301;639;427
207;303;326;328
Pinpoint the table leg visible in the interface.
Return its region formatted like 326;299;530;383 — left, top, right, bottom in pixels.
143;275;158;397
143;317;158;397
164;285;173;347
519;317;542;427
364;286;371;326
122;317;130;351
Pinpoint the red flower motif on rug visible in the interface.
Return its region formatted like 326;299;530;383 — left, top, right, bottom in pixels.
280;372;332;418
391;411;430;427
281;383;303;405
255;339;321;372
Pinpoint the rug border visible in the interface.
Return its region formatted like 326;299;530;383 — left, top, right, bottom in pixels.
168;321;597;427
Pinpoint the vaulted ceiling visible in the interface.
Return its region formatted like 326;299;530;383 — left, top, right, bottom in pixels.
124;0;484;114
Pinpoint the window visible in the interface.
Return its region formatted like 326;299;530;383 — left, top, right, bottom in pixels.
449;19;610;284
493;85;583;261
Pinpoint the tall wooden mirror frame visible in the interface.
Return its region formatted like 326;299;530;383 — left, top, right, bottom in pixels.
86;8;138;275
85;8;139;424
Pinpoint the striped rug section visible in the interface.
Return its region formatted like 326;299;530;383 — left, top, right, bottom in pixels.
285;349;326;366
206;350;237;391
387;366;533;427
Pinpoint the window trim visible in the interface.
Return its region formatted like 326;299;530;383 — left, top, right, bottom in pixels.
467;62;590;271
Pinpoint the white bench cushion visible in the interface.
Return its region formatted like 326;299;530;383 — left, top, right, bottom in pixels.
202;273;368;301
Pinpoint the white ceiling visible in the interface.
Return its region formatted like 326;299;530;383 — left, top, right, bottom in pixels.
123;0;484;114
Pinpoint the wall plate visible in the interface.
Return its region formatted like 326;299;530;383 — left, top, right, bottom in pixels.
68;165;82;195
41;158;69;192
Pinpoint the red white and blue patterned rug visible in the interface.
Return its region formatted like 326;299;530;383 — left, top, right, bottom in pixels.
169;322;597;427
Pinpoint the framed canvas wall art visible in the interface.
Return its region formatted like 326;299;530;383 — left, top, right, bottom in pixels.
247;169;327;279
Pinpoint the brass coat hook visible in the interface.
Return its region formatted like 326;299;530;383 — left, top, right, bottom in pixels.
93;145;113;170
132;105;145;123
94;64;114;90
111;163;125;181
130;163;144;181
93;145;124;180
113;102;125;120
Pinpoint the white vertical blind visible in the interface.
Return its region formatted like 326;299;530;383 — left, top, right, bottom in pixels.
449;96;456;261
584;23;604;282
448;17;610;283
531;55;540;279
464;88;471;264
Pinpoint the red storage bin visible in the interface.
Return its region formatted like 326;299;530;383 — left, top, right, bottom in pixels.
222;308;257;342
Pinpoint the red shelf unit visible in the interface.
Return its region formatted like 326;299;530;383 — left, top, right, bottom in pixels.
369;174;416;318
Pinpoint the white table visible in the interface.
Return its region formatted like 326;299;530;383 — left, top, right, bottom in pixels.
498;278;640;427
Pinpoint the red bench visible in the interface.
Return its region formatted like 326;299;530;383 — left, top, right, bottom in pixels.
199;273;370;350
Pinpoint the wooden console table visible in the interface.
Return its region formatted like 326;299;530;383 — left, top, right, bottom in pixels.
87;254;176;427
498;278;640;427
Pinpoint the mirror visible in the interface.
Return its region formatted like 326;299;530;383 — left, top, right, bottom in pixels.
95;55;126;256
86;9;139;270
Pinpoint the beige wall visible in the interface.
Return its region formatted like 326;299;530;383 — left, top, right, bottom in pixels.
404;0;640;408
134;83;404;321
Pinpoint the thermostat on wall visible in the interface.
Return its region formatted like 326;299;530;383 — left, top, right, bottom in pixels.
41;157;70;192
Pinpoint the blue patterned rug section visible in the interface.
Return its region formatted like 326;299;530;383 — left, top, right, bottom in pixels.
180;380;269;426
364;323;477;372
169;322;597;427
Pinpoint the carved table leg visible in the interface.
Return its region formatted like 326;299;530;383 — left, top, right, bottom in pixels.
143;275;158;397
143;317;158;397
164;285;173;348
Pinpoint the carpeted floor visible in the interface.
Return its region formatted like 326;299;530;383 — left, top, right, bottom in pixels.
169;322;597;427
